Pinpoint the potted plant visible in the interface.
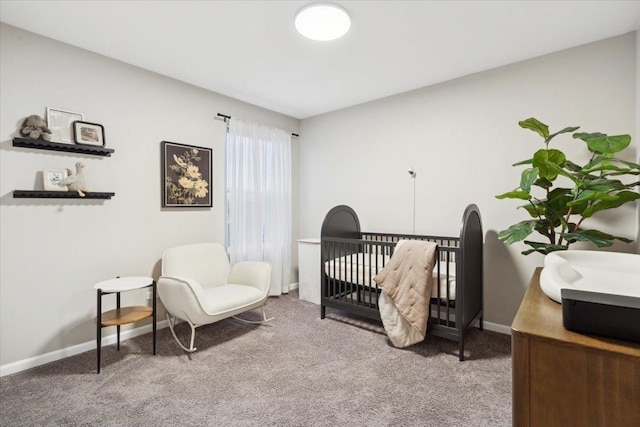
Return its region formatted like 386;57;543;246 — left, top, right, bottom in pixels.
496;117;640;255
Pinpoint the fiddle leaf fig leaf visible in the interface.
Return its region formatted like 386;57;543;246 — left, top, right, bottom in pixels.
519;203;540;218
545;162;584;188
565;160;583;172
586;134;631;154
546;188;572;216
519;118;549;139
584;155;609;169
498;220;536;245
616;159;640;170
513;158;533;166
566;190;617;206
561;229;632;247
533;149;566;180
533;177;553;189
584;177;626;192
534;219;555;238
520;168;539;193
604;170;640;177
548;126;580;141
581;191;640;218
495;190;531;200
573;132;606;142
582;161;634;175
522;241;568;255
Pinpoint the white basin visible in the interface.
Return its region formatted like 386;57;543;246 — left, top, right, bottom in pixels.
539;250;640;303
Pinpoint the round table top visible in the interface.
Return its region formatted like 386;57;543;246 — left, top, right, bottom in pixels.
94;276;154;292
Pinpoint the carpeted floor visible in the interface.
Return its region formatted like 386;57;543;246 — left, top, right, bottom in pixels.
0;291;512;426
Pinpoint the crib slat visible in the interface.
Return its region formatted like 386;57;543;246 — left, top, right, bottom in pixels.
446;250;451;327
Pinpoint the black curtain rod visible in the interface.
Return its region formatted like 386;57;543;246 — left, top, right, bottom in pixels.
217;113;299;138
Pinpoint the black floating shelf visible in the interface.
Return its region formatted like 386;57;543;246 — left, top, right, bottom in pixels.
13;190;115;199
13;137;114;157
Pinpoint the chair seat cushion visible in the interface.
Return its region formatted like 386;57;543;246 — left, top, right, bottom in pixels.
200;284;265;315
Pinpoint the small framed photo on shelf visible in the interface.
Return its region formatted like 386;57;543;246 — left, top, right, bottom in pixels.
42;168;69;191
46;107;84;144
73;121;105;147
161;141;212;208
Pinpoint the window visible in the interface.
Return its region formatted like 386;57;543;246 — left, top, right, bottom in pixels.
225;118;292;295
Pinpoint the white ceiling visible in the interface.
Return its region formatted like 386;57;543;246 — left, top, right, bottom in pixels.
1;1;639;119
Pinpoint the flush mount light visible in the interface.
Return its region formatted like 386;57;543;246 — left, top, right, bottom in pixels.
294;3;351;41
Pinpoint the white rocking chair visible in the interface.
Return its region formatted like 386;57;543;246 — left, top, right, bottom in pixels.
157;242;272;352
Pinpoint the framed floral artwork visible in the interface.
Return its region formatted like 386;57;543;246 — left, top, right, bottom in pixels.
161;141;212;207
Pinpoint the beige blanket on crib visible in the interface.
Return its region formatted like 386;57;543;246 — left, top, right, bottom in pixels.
374;240;437;348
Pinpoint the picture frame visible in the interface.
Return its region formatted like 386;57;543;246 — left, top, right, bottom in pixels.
73;121;105;147
42;168;69;191
46;107;84;144
161;141;212;208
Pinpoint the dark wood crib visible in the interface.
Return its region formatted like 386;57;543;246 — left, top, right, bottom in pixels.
320;204;483;361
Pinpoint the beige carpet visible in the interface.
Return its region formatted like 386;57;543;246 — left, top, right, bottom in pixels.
0;290;512;426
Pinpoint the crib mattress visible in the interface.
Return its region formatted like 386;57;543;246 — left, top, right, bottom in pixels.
324;253;457;300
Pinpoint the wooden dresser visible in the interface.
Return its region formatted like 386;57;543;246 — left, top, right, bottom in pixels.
511;268;640;426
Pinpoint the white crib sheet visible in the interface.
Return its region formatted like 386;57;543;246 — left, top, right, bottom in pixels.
324;253;456;300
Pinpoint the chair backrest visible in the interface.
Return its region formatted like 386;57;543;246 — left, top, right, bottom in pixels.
162;242;231;288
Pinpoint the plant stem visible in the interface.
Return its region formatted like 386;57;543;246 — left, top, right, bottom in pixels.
558;151;598;246
544;186;556;245
558;206;574;246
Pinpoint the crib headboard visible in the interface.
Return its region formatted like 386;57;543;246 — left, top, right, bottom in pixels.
458;203;483;329
321;205;361;239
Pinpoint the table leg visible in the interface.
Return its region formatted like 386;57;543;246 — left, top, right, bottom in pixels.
116;292;121;350
152;281;157;355
97;288;102;374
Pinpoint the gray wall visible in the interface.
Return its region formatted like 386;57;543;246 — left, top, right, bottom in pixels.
0;24;300;366
298;33;638;328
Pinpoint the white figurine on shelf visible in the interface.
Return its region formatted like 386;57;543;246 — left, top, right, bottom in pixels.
58;162;90;197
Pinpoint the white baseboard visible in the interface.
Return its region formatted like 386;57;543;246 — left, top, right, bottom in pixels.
289;282;299;291
1;313;511;377
0;320;169;377
481;320;511;335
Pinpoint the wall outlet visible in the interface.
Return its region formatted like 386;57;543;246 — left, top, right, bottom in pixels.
146;290;154;300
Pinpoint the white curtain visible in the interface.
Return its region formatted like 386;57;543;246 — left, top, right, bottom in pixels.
226;118;292;296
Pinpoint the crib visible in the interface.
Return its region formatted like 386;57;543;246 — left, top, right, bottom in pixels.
320;204;483;361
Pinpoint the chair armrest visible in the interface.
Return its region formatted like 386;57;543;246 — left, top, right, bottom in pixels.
157;276;207;316
229;262;272;294
158;275;204;291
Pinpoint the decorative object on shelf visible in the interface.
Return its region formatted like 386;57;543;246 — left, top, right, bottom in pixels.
42;168;69;191
46;107;83;144
58;161;90;197
161;141;212;207
73;121;105;147
20;115;52;141
496;117;640;255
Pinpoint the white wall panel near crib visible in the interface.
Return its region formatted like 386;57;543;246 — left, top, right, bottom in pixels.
298;238;321;305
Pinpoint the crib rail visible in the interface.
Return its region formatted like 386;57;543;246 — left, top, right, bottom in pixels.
321;235;459;321
362;232;459;262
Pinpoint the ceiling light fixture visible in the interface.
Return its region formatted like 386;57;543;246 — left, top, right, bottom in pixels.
294;3;351;41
